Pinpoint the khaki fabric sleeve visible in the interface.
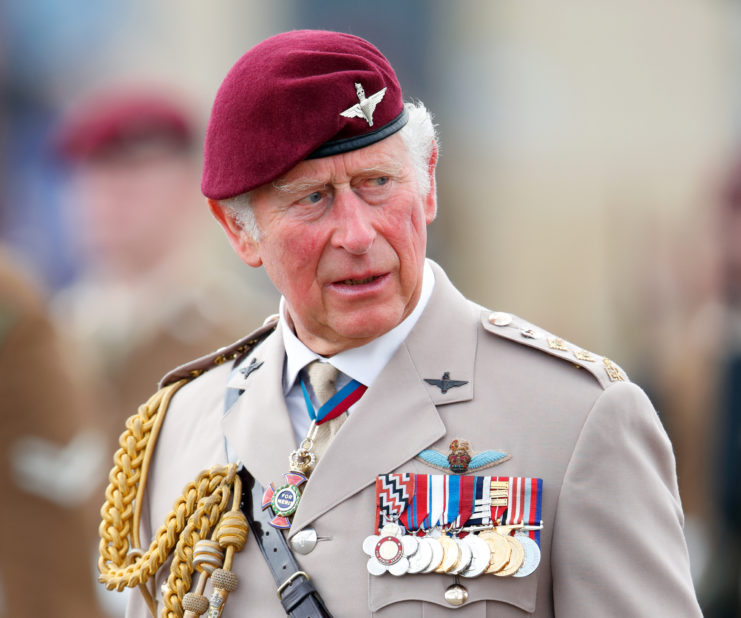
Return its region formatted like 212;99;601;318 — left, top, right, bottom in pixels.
552;381;701;616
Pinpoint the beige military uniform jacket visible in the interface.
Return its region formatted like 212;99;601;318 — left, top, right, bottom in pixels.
129;262;700;617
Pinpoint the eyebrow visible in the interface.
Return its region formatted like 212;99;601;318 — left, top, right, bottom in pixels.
272;162;404;196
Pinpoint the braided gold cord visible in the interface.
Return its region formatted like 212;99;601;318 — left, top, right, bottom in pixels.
97;379;242;618
161;471;235;617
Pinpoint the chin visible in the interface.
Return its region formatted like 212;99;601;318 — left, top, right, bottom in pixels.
334;312;402;343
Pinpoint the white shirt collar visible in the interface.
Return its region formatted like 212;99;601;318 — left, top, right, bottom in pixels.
281;259;435;392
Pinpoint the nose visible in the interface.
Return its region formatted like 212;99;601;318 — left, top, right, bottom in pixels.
330;188;376;255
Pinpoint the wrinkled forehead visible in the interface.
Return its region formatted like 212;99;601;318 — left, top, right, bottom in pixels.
254;133;410;200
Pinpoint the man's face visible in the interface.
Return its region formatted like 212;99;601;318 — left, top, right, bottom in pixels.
214;133;436;355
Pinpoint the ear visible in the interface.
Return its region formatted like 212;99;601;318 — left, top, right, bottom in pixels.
208;199;263;267
423;142;438;224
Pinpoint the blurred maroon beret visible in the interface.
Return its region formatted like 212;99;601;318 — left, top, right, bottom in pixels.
202;30;407;200
55;90;194;162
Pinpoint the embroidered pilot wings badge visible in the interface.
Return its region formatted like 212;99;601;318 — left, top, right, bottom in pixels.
416;439;511;474
340;82;387;126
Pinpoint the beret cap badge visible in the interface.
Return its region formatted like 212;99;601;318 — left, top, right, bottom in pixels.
340;82;387;127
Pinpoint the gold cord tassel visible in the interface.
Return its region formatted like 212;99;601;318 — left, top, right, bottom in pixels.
97;380;249;618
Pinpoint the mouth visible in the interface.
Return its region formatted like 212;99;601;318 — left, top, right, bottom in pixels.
329;272;390;293
337;275;383;286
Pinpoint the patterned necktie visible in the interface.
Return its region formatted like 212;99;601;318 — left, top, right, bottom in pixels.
304;360;345;460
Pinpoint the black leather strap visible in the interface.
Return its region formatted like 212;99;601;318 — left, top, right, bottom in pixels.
239;468;333;617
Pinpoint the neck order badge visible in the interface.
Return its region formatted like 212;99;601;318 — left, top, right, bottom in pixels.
261;366;367;529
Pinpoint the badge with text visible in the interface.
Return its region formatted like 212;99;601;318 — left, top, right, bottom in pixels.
261;472;307;529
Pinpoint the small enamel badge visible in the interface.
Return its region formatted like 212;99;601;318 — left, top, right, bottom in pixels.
416;440;510;474
340;82;387;126
261;472;307;529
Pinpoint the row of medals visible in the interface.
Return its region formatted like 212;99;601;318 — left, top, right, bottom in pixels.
363;522;541;579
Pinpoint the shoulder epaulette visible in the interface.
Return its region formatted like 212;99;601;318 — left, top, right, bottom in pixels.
481;310;628;390
159;314;279;388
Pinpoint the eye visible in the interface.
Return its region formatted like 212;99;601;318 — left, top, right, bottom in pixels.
374;176;389;186
297;191;324;205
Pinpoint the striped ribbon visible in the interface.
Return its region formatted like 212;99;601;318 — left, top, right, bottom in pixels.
300;376;367;424
379;473;543;545
503;476;543;544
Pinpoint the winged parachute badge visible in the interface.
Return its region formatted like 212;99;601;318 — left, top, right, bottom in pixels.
340;82;387;126
424;372;468;394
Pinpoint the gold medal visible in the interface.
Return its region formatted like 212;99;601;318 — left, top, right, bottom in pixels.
479;530;510;574
435;536;460;573
495;535;525;577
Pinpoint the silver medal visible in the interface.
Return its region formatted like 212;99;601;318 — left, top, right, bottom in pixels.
407;537;434;574
460;534;491;578
450;537;473;575
422;536;444;573
513;533;541;578
362;524;417;576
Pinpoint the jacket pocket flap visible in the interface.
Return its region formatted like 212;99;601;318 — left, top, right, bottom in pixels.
368;570;538;613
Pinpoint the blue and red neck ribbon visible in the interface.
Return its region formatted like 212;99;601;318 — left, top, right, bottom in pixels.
300;374;367;425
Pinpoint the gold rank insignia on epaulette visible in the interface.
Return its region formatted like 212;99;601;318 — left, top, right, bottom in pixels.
481;310;628;389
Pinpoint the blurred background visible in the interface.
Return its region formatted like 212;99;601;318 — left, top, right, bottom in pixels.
1;0;740;615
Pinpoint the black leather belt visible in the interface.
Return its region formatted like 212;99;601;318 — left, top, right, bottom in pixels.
239;468;332;617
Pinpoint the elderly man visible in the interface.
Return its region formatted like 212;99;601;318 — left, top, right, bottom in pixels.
98;30;701;617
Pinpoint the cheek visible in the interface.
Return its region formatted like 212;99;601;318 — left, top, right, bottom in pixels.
385;203;428;257
263;227;326;289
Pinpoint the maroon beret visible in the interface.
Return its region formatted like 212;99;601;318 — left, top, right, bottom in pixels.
55;90;194;162
202;30;407;200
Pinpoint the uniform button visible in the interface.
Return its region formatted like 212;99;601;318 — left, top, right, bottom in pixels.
444;583;468;606
488;311;512;327
290;527;318;554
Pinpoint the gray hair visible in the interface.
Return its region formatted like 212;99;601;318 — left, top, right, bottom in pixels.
220;101;438;240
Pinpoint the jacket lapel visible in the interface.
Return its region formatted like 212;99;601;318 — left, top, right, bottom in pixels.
289;262;478;535
222;328;296;489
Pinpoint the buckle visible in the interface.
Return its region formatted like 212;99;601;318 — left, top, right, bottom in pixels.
276;571;310;599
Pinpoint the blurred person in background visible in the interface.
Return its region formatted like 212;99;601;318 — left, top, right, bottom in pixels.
697;159;741;617
0;245;106;618
52;89;277;440
649;157;741;617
